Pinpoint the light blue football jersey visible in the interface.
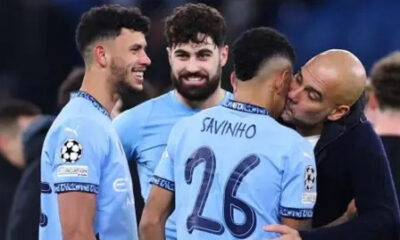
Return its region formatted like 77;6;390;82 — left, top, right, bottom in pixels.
40;91;137;240
152;99;317;240
113;90;232;240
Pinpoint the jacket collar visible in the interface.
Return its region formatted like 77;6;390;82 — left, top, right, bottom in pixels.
314;93;367;157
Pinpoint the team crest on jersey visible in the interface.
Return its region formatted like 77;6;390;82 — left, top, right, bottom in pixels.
304;165;316;191
60;139;82;163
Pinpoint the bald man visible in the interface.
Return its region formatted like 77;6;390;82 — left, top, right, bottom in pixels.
266;49;400;240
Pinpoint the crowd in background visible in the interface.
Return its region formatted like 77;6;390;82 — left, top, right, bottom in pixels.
1;0;400;113
1;0;400;239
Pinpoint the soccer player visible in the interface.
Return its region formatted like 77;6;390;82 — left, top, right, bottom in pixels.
113;3;231;239
266;50;400;240
140;27;317;240
39;5;151;240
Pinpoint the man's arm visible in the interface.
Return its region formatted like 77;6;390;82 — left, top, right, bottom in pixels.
282;217;312;231
139;185;174;240
323;199;357;228
58;192;96;240
271;124;400;240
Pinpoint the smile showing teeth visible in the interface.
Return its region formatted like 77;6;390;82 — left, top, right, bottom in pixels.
186;77;202;82
133;71;144;79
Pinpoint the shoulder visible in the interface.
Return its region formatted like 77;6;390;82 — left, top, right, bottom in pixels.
343;120;382;149
113;92;171;127
49;115;110;149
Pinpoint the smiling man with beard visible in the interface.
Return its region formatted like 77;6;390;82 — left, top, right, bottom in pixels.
40;5;151;240
113;3;231;240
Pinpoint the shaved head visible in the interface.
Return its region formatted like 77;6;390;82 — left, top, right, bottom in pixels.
281;49;367;136
304;49;367;106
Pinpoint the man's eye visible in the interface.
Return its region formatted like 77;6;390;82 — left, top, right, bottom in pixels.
308;91;320;101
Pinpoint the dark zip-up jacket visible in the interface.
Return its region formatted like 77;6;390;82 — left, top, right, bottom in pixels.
300;96;400;240
6;115;54;240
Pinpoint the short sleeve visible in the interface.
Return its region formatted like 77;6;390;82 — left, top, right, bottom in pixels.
150;146;175;192
149;119;186;192
52;119;108;194
280;137;317;219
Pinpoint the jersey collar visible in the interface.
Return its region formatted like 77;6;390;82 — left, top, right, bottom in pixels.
70;91;111;119
223;99;269;116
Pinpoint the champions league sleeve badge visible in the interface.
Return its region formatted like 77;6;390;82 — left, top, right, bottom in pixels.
302;165;317;204
304;165;316;191
60;139;83;163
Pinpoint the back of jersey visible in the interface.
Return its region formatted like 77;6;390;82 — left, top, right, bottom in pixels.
155;100;316;240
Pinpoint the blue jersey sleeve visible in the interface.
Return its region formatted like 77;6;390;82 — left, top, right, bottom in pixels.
280;137;317;219
51;118;108;194
150;146;175;192
150;119;186;192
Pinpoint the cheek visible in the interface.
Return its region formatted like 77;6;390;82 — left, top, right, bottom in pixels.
204;61;219;76
295;103;325;119
170;61;184;74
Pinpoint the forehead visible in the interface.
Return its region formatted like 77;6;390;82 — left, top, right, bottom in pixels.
302;61;335;86
170;36;218;53
301;63;341;101
113;28;147;46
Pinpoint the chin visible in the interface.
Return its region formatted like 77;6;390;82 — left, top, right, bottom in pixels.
131;84;143;91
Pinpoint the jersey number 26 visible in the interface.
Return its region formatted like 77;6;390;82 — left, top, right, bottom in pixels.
185;146;260;239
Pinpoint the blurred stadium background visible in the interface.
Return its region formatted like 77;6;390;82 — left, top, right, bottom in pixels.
1;0;399;113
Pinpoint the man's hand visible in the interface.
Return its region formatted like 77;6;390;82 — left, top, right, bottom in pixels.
264;224;302;240
344;199;357;220
324;198;357;228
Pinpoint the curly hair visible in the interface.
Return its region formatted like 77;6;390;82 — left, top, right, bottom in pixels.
75;4;150;61
164;3;226;47
370;51;400;110
232;27;295;81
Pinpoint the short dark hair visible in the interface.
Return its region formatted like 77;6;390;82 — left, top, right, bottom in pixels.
232;27;296;81
0;99;41;133
57;67;85;110
75;4;150;61
164;3;226;47
370;51;400;110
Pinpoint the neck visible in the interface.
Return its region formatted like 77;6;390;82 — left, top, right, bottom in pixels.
234;83;275;117
175;87;226;110
296;126;323;137
374;108;400;136
80;68;117;114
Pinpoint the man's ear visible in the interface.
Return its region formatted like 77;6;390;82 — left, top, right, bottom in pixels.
94;44;108;68
166;47;172;65
327;105;350;121
275;68;292;95
219;45;229;67
0;135;8;155
367;92;379;110
230;71;238;93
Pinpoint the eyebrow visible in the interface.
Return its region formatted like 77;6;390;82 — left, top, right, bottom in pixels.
173;49;189;55
129;43;146;50
196;49;213;55
173;47;214;55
